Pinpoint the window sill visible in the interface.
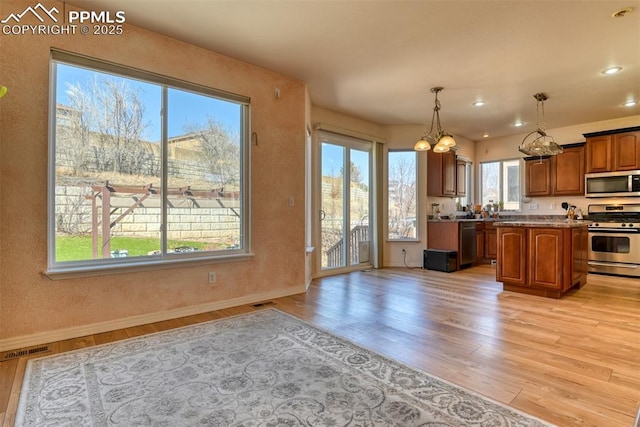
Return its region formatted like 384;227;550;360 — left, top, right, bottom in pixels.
44;253;255;280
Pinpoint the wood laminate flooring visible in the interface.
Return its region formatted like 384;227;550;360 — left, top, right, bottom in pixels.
1;265;639;426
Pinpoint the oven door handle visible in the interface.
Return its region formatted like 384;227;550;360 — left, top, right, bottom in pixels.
588;228;640;233
588;261;639;269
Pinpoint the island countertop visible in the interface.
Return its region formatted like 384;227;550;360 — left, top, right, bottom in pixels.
493;220;590;228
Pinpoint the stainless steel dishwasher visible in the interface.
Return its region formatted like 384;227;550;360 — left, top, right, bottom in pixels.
459;222;477;266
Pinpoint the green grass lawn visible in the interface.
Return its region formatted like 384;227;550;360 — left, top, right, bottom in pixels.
56;235;208;261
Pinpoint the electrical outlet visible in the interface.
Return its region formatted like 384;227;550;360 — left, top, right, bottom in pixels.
401;248;406;254
208;272;217;284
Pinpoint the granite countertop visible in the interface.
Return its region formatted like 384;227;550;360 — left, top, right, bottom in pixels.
427;215;568;223
493;219;590;228
427;216;498;222
427;215;591;227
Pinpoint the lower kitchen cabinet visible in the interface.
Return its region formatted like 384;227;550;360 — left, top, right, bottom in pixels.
428;220;485;270
475;222;484;261
484;221;497;260
528;228;564;288
496;224;588;298
496;227;526;285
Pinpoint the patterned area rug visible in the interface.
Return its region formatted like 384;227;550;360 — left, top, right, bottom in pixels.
16;309;552;426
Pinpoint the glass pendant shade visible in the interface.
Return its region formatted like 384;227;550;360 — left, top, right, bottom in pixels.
439;134;456;147
433;142;450;153
414;138;431;151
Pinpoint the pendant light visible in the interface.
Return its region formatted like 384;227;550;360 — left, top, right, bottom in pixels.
414;87;456;152
518;92;563;156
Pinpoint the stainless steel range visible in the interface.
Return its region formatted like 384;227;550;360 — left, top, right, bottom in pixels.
588;204;640;277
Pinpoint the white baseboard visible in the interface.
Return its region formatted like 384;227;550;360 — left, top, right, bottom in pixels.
0;286;306;353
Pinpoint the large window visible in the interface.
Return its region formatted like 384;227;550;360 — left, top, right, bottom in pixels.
388;150;417;240
48;52;250;275
480;159;520;211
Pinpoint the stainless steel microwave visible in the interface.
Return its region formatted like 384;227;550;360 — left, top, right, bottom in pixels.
585;171;640;198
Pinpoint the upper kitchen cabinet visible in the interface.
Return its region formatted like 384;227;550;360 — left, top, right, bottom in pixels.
552;144;585;195
613;131;640;171
585;135;611;173
524;143;585;197
427;150;456;197
427;151;467;197
585;127;640;173
524;156;552;197
456;158;467;197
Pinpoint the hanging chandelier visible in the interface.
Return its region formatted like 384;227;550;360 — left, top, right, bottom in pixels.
518;92;563;156
414;87;456;152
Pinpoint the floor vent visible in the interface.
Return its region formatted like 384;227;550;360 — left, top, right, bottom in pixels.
252;301;275;308
2;345;51;361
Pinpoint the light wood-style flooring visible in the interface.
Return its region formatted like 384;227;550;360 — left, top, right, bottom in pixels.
2;265;640;426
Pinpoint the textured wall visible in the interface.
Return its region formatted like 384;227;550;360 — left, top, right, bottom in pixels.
0;0;307;346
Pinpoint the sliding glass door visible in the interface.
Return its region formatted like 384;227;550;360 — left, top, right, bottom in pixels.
319;135;372;270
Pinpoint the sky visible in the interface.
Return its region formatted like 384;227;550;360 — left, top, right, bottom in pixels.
321;142;370;185
55;62;241;141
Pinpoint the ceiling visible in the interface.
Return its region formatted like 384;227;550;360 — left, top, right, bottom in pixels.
69;0;640;141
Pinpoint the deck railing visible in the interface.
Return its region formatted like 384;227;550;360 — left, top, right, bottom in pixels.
325;225;369;267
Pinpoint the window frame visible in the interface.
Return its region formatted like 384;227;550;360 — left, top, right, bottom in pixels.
46;50;252;279
387;149;418;241
479;158;521;211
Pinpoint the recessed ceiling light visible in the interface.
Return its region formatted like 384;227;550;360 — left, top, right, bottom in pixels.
602;66;623;75
473;100;486;107
513;121;524;127
482;133;490;138
624;100;638;107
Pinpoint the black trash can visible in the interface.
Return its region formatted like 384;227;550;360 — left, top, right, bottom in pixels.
423;249;457;272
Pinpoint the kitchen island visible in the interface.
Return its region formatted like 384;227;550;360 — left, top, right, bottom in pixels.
494;220;589;298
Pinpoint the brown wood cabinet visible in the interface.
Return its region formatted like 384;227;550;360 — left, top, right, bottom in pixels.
571;226;588;286
427;221;458;251
428;220;489;269
525;157;552;196
524;143;585;197
496;224;588;298
553;145;585;195
613;131;640;171
456;159;467;197
428;151;468;197
428;151;456;197
484;221;497;260
585;127;640;173
496;227;526;285
585;135;612;173
528;228;564;289
475;221;484;261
